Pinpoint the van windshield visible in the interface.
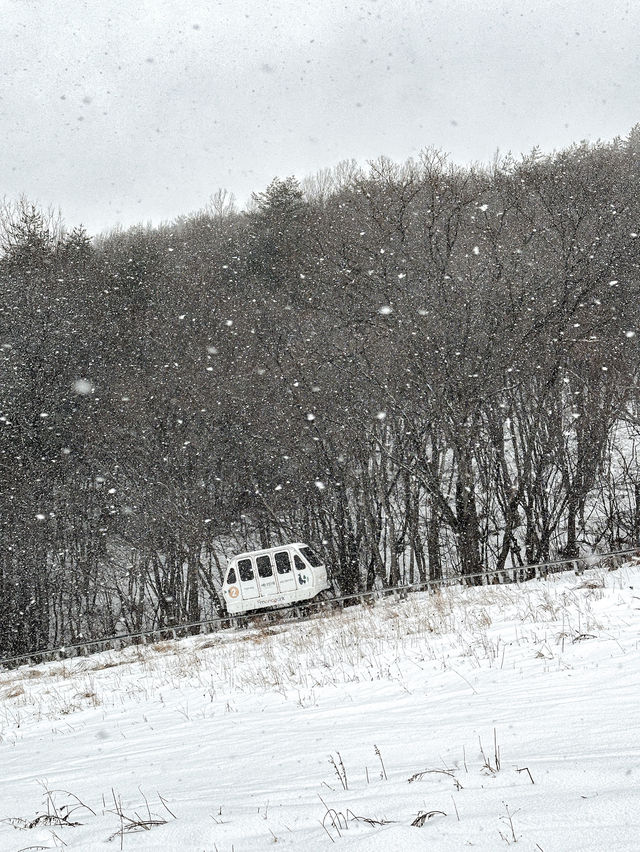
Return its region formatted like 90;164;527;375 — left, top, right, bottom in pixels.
300;546;322;567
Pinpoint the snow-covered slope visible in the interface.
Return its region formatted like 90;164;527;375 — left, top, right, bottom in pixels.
1;564;639;851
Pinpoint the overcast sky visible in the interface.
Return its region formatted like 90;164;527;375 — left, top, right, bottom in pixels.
1;0;639;236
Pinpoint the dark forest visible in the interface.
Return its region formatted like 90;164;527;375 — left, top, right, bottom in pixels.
2;133;640;654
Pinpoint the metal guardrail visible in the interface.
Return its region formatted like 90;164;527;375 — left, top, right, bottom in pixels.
1;547;638;670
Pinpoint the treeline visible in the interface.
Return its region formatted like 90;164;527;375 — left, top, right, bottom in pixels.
2;132;640;655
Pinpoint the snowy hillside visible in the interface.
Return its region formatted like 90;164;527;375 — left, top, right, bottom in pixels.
1;564;639;851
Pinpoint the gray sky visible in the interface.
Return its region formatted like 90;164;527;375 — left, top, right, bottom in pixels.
1;0;639;236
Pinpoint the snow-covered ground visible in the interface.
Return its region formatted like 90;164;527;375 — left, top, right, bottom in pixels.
1;564;639;851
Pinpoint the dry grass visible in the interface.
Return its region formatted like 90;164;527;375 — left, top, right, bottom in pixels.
0;564;633;725
1;684;24;699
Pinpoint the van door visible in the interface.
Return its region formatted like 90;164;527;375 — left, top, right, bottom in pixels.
274;549;296;592
255;553;278;598
293;553;312;591
237;557;259;601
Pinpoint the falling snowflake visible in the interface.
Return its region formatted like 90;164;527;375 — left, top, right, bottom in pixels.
72;378;93;395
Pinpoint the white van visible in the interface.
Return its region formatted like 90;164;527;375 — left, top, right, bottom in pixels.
221;542;330;614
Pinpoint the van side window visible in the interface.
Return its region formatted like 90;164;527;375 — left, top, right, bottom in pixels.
300;546;322;567
238;559;254;581
257;555;273;577
275;551;292;574
294;555;306;572
226;567;237;584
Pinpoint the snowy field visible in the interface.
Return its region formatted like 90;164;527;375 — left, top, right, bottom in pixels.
1;564;639;851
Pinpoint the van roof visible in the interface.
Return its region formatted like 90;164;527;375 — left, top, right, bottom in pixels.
230;542;312;561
